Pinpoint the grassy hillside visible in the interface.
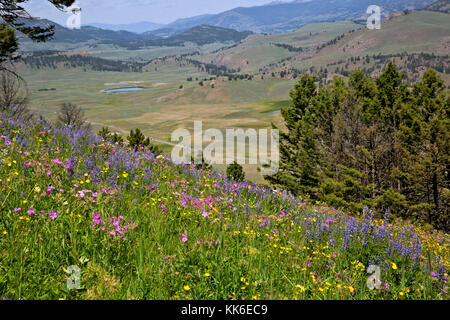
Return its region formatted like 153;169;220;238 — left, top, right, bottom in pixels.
196;21;364;73
190;11;448;85
259;10;450;84
0;112;449;300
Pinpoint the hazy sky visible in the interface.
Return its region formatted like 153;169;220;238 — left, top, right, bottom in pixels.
23;0;278;25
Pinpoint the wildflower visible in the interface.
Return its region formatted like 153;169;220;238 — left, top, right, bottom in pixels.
204;273;210;277
46;186;55;195
2;231;7;235
391;262;398;270
181;233;188;243
183;285;191;291
27;207;36;215
93;212;101;225
441;289;448;294
48;211;58;220
13;208;21;213
297;285;305;292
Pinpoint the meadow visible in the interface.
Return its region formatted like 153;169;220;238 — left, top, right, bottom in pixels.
0;111;448;300
18;63;293;183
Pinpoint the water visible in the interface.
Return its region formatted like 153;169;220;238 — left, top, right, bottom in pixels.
270;110;280;114
101;87;144;93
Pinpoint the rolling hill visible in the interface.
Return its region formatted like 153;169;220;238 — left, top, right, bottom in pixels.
145;25;253;46
190;10;449;84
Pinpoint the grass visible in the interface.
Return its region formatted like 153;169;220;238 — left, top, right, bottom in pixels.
0;112;449;300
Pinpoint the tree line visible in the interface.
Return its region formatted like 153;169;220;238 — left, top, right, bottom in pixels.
266;62;449;231
20;52;145;72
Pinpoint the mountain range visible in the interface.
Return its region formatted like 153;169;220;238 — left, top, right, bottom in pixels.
18;19;252;49
88;21;164;34
89;0;438;36
18;0;443;50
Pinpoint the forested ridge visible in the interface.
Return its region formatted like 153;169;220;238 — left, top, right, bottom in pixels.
267;63;449;231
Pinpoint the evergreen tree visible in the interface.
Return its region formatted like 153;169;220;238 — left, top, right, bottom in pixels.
1;0;75;71
266;74;320;197
127;128;150;151
399;69;449;228
265;64;449;231
99;127;111;141
227;161;245;182
191;151;212;171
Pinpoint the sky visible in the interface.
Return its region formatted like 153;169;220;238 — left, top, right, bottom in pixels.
23;0;278;26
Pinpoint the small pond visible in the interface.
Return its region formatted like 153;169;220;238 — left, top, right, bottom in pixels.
101;87;144;93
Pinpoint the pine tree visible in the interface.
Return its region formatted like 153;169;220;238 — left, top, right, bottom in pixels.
99;127;111;141
399;69;449;228
127;128;151;151
265;74;320;197
264;64;449;231
227;161;245;182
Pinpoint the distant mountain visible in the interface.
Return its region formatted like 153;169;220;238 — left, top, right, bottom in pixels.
147;0;437;36
425;0;450;13
88;21;165;34
146;25;253;46
18;19;160;45
19;19;251;50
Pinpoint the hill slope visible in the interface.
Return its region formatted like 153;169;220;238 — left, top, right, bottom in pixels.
194;11;449;84
145;25;253;46
0;111;448;300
